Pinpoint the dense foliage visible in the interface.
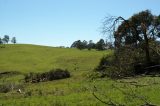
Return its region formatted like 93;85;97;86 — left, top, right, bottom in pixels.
25;69;70;83
71;39;113;50
0;35;17;46
96;10;160;78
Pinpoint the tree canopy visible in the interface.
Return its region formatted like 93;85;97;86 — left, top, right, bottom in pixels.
70;39;113;50
103;10;160;63
11;37;17;44
3;35;10;44
96;10;160;78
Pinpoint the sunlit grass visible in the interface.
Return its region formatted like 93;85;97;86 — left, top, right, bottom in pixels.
0;44;160;106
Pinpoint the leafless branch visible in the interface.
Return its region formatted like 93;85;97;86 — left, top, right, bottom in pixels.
112;84;156;106
92;85;125;106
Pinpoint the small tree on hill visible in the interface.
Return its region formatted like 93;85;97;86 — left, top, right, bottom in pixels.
11;37;16;44
82;40;88;49
0;38;3;44
3;35;9;44
87;40;95;50
71;40;86;50
96;39;106;50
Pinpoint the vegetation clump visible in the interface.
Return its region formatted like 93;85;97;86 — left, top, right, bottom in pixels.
25;69;70;83
0;83;24;93
0;71;21;77
0;84;11;93
95;10;160;79
70;39;113;50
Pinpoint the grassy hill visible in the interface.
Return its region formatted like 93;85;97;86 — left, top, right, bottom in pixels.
0;44;109;73
0;44;160;106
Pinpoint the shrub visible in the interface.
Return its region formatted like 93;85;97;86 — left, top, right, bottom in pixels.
0;84;10;93
95;43;160;79
48;69;70;81
94;55;128;79
0;71;21;78
24;69;70;83
95;55;113;72
25;90;32;97
0;83;24;93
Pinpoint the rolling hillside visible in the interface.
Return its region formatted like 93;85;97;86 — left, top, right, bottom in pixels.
0;44;111;106
0;44;109;73
0;44;160;106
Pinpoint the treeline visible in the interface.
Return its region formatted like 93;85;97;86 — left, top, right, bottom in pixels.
70;39;113;50
0;35;16;44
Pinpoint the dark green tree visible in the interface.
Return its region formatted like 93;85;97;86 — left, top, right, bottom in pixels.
87;40;95;50
70;40;80;48
97;10;160;77
103;10;160;64
82;40;88;48
0;38;3;44
115;10;157;63
3;35;10;44
96;39;106;50
70;40;85;50
11;37;16;44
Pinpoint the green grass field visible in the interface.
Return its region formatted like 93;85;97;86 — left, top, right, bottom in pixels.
0;44;160;106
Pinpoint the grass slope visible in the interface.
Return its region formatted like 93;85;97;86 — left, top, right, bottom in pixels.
0;44;108;73
0;44;160;106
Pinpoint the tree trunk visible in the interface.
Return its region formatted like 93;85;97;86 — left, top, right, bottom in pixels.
141;23;151;64
143;31;151;64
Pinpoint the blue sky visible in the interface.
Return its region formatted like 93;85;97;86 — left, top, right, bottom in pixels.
0;0;160;47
